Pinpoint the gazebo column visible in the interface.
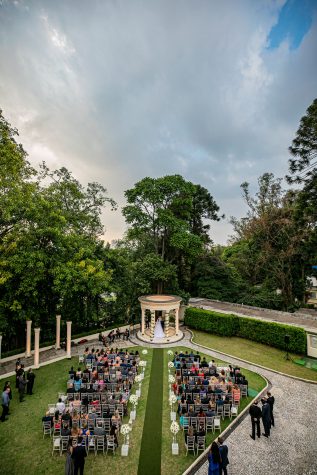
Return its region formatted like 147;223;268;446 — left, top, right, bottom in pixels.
141;308;145;335
150;311;155;340
66;321;72;359
165;311;170;339
26;320;32;357
55;314;61;349
34;328;40;369
175;308;179;335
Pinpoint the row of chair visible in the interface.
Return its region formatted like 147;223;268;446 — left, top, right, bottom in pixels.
51;434;116;456
48;403;125;417
185;435;206;456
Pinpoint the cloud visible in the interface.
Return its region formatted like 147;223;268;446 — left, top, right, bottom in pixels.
0;0;316;244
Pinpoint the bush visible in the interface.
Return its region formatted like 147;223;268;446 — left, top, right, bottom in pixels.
184;307;307;354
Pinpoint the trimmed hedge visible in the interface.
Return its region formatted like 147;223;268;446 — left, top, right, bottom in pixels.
185;307;307;354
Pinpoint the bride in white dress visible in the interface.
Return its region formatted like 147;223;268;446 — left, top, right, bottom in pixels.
154;317;165;339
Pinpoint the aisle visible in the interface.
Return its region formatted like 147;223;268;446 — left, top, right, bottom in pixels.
137;348;164;475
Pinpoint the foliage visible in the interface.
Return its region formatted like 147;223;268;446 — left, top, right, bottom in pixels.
185;307;307;354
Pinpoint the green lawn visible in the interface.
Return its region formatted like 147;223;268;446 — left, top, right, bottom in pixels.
161;346;266;475
0;346;152;475
191;330;317;382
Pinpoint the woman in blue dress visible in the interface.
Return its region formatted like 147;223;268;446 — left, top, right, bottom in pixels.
208;441;221;475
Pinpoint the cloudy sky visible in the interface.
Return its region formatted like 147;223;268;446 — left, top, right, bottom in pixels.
0;0;316;244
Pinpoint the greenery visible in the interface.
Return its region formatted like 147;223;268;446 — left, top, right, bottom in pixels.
191;330;317;382
0;346;152;475
185;307;307;354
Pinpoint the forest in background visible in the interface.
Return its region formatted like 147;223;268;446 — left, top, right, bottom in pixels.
1;98;316;352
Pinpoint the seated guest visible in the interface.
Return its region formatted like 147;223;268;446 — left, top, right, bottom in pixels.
185;425;195;443
62;409;72;427
80;422;90;437
56;398;66;414
196;423;206;440
109;424;119;447
180;408;188;428
94;420;105;436
72;410;80;424
73;376;82;392
206;406;216;417
54;411;61;431
42;411;54;427
88;408;97;424
198;407;206;418
61;422;71;436
69;366;76;378
67;383;75;394
200;357;209;368
111;409;121;429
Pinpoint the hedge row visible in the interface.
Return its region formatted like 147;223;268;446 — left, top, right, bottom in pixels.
184;307;307;354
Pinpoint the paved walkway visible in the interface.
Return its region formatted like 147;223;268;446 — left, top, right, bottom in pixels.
191;298;317;333
130;330;317;475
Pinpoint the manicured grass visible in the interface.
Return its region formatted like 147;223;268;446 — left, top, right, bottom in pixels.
138;349;163;475
161;346;266;475
191;330;317;382
0;347;152;475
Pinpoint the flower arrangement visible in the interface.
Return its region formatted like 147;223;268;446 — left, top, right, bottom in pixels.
169;394;177;405
142;349;148;355
129;394;139;407
168;361;174;369
134;374;142;383
167;350;174;356
139;360;146;368
168;375;175;384
121;424;132;436
170;421;180;435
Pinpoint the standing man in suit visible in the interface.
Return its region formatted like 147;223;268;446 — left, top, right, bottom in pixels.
26;368;36;395
218;437;229;475
266;391;275;427
249;400;262;440
261;398;271;437
71;436;87;475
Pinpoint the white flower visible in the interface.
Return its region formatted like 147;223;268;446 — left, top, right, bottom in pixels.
129;394;139;406
168;375;175;384
121;424;132;435
142;349;148;355
139;360;146;367
167;350;174;356
170;421;180;435
169;394;177;405
134;375;142;383
168;361;174;369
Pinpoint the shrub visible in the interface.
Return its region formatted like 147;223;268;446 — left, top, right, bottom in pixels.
184;307;307;354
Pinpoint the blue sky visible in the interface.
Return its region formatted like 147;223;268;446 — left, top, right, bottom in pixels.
0;0;316;244
268;0;316;50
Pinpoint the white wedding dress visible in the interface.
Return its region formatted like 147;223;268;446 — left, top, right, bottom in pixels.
154;318;165;339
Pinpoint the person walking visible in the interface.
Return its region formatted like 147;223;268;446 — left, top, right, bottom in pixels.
1;388;10;422
26;368;36;395
266;391;275;427
18;374;27;402
249;400;262;440
208;441;221;475
261;398;271;437
71;436;87;475
218;437;229;475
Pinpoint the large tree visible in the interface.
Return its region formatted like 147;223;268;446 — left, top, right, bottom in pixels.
122;175;220;293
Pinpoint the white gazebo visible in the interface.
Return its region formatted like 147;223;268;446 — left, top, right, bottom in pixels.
138;294;183;344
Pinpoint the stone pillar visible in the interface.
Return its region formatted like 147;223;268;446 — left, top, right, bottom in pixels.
0;334;2;360
175;308;179;335
165;311;170;339
66;321;72;358
34;328;40;369
26;320;32;357
55;314;61;349
141;308;145;335
150;311;155;340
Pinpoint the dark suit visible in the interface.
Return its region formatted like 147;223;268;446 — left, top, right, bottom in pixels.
72;444;87;475
267;395;275;427
262;402;271;436
219;443;229;475
249;403;262;439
